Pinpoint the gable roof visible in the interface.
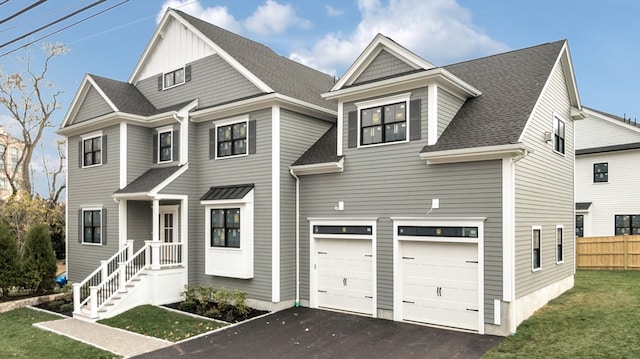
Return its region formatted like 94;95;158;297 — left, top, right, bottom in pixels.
422;40;569;153
90;74;157;116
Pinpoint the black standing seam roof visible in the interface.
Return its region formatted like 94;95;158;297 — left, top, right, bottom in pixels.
200;184;255;201
115;166;182;194
575;202;592;211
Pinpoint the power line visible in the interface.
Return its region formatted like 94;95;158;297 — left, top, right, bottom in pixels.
0;0;130;58
0;0;107;49
0;1;12;6
1;0;89;34
0;0;48;26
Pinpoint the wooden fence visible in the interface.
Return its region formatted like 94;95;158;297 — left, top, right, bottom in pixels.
576;235;640;270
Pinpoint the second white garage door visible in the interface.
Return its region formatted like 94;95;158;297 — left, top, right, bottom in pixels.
316;238;374;315
400;240;479;331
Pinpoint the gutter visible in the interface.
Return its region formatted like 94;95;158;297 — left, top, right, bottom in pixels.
289;168;301;307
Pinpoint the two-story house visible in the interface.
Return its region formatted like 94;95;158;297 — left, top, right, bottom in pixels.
58;9;581;336
575;107;640;237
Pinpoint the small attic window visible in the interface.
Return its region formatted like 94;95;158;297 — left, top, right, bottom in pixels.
158;65;191;90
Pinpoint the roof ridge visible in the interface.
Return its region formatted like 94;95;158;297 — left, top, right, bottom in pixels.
442;39;566;68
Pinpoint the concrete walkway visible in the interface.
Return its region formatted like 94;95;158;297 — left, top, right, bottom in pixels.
35;318;174;358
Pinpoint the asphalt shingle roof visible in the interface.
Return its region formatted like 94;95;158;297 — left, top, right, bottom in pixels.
115;166;182;194
90;74;157;116
292;125;342;166
174;9;337;111
422;40;566;153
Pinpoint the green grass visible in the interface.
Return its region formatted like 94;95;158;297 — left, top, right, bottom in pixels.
483;271;640;358
98;304;227;342
0;308;117;359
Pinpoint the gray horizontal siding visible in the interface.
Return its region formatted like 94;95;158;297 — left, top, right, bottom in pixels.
279;110;333;300
437;88;464;138
300;91;503;322
514;60;575;298
66;125;121;282
354;49;415;85
126;124;153;184
73;86;113;124
137;55;263;111
190;108;273;301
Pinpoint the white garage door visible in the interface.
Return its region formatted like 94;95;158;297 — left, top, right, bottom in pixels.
316;238;373;315
401;241;479;331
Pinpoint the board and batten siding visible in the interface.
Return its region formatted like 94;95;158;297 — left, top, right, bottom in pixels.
437;88;465;139
575;150;640;236
300;89;503;322
191;109;273;301
137;55;262;111
72;86;113;124
514;59;575;298
279;110;333;300
575;114;640;149
353;50;415;85
67;125;121;282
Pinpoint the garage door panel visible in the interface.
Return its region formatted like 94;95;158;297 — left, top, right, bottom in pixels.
400;240;479;331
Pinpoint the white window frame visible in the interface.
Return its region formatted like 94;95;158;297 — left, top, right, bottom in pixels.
214;116;249;160
157;126;173;164
355;93;411;148
82;207;103;246
556;225;564;264
552;114;566;156
81;131;103;168
532;225;542;272
163;66;185;90
202;189;254;279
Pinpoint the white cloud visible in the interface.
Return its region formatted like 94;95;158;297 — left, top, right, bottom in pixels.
290;0;509;76
157;0;242;34
325;5;345;17
244;0;312;36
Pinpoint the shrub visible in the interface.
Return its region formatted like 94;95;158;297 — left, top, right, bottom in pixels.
22;223;57;294
0;221;21;297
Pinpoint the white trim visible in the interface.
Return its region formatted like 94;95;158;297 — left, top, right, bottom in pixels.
156;126;174;164
161;66;186;90
494;299;501;325
420;143;532;164
502;158;515;302
309;218;377;317
272;105;281;302
119;123;127;189
556;224;564;264
159;205;180;243
531;226;542;272
80;133;104;169
355;93;411;148
337;102;343;156
427;84;438;145
289;158;344;176
148;164;189;197
118;199;127;248
553;113;567;157
213;115;250;160
81;207;104;246
392;217;485;334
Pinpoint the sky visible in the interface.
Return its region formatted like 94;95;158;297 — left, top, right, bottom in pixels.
0;0;639;197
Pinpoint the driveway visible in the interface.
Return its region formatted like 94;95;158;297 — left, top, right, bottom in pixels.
133;307;502;359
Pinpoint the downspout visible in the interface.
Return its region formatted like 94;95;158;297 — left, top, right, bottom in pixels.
289;168;300;307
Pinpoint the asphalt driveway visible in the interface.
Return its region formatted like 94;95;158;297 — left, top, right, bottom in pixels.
134;307;502;359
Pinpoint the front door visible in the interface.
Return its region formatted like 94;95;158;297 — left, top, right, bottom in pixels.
159;206;179;264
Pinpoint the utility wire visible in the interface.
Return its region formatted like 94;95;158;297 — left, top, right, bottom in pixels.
0;0;12;6
0;0;48;26
0;0;130;57
0;0;106;49
1;0;89;34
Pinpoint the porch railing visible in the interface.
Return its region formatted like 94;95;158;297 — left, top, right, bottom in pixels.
73;240;183;318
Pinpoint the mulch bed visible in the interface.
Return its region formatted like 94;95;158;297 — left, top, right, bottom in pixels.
163;301;268;323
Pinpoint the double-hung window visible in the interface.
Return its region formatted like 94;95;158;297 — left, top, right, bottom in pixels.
556;226;563;263
553;116;566;155
593;162;608;183
82;209;102;244
615;215;640;235
210;208;241;248
217;120;247;158
158;129;173;163
83;135;102;167
532;226;541;271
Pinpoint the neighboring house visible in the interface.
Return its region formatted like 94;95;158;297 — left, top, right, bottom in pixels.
58;9;582;336
0;125;25;201
575;107;640;237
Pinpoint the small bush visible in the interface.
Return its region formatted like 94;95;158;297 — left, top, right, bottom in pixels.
178;300;197;312
59;303;74;314
22;223;57;294
178;285;252;322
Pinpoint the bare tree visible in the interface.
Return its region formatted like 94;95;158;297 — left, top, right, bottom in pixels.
0;43;67;199
40;139;66;204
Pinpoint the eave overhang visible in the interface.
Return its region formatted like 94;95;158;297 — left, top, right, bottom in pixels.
112;164;189;200
420;143;532;165
56;110;178;137
290;157;344;176
189;93;336;123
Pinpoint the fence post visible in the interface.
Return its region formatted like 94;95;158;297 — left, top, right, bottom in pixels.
89;286;98;319
100;260;108;281
119;262;127;293
72;283;81;314
624;236;628;270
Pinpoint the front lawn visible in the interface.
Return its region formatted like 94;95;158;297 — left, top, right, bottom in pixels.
98;305;227;342
0;308;116;359
483;270;640;358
